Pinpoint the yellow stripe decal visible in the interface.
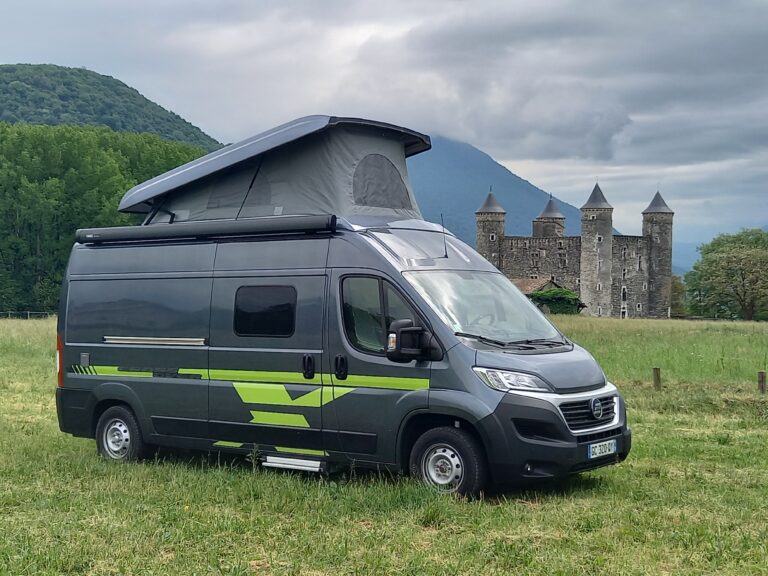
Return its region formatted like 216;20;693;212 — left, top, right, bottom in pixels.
179;368;209;378
249;411;310;428
213;441;244;448
91;366;154;378
338;374;429;391
209;369;321;385
275;446;328;457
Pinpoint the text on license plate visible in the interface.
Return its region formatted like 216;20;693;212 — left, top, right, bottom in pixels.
588;439;617;459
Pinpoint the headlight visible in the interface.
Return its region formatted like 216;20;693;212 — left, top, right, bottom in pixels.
473;367;551;392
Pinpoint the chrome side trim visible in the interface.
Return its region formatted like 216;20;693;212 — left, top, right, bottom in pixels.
103;336;206;346
263;456;321;472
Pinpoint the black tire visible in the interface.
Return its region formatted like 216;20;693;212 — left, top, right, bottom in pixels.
409;426;487;497
95;405;147;461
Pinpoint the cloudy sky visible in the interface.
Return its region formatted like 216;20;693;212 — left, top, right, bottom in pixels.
3;0;767;242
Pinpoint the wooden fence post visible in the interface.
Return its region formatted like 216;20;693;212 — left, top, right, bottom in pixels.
759;371;766;394
653;367;661;390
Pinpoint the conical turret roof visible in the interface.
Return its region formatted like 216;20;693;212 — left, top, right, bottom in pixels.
642;191;674;214
536;197;565;219
581;183;613;210
475;192;506;214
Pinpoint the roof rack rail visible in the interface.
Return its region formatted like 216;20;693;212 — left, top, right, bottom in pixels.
76;214;337;245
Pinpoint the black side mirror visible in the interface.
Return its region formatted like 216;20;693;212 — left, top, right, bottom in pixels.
386;319;433;363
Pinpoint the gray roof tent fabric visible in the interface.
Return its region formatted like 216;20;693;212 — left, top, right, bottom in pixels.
475;192;506;214
642;191;674;214
581;183;613;210
118;116;431;222
537;197;565;219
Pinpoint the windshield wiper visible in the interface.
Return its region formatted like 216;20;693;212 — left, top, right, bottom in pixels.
506;338;568;347
454;332;537;349
454;332;511;348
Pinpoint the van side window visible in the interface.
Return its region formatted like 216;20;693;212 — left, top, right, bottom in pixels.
342;277;416;355
234;286;296;337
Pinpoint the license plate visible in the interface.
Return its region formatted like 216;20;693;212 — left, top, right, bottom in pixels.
588;439;617;459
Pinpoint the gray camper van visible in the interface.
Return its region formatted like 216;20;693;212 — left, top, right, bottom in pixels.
56;116;630;495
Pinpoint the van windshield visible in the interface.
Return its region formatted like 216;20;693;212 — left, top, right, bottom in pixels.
403;270;561;344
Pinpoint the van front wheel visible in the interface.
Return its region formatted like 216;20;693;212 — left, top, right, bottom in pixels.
96;406;147;461
409;427;487;496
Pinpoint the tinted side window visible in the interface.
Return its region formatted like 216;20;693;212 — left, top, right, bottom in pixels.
341;277;418;355
235;286;296;337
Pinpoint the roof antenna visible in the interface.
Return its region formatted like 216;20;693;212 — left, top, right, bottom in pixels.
440;213;448;259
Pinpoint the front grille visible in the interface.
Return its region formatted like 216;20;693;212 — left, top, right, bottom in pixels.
559;395;616;431
577;427;622;444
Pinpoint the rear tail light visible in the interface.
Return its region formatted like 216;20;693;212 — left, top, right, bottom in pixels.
56;334;64;387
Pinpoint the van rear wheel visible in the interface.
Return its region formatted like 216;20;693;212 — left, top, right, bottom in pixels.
96;406;146;461
409;426;487;497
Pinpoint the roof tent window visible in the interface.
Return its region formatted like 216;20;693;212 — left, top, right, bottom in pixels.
353;154;412;209
150;163;256;224
238;168;274;218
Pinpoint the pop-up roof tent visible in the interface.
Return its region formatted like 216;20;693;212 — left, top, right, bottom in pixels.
118;116;431;226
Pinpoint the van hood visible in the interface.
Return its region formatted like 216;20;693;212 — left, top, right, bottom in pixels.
474;344;605;393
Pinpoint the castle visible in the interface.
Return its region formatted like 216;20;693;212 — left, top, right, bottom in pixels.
475;184;674;318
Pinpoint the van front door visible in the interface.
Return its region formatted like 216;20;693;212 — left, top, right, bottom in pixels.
325;271;430;464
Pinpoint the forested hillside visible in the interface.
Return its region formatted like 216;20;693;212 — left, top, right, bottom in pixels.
0;123;206;311
0;64;220;150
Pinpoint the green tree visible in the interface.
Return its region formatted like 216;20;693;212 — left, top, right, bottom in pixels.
529;287;583;314
0;122;206;311
685;229;768;320
670;275;687;317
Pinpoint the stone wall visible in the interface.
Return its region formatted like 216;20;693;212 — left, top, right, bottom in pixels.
610;235;649;318
500;236;581;292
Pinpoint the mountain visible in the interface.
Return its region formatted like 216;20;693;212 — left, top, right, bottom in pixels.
408;136;580;243
0;64;220;150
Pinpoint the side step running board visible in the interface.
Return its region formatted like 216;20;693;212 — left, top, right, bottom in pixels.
262;456;322;472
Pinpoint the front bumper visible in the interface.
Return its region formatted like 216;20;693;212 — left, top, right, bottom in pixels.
476;388;632;483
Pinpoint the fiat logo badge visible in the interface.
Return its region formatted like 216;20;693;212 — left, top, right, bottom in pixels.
590;398;603;419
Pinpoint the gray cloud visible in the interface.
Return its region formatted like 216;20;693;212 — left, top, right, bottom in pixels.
1;0;766;242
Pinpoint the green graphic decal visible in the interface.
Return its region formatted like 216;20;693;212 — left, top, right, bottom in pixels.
210;369;322;385
234;383;352;407
340;374;429;391
179;368;209;378
249;411;310;428
213;441;244;448
91;365;154;378
275;446;328;457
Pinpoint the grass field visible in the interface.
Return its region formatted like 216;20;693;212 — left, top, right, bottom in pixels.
1;317;767;575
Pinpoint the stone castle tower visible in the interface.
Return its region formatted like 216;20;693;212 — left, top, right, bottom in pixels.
475;185;674;318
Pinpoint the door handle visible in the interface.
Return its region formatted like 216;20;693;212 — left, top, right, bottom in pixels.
334;354;348;380
302;354;315;380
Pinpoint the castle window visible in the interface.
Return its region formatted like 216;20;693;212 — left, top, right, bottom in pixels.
524;240;529;248
589;215;596;221
559;257;567;268
622;268;628;280
558;240;564;248
621;287;627;302
637;256;642;271
620;308;627;319
489;233;496;242
576;277;580;285
654;235;660;243
530;274;538;279
540;249;546;258
597;259;602;271
643;282;648;291
596;283;602;291
621;247;627;259
597;235;603;243
550;275;556;281
597;306;602;316
636;303;642;312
